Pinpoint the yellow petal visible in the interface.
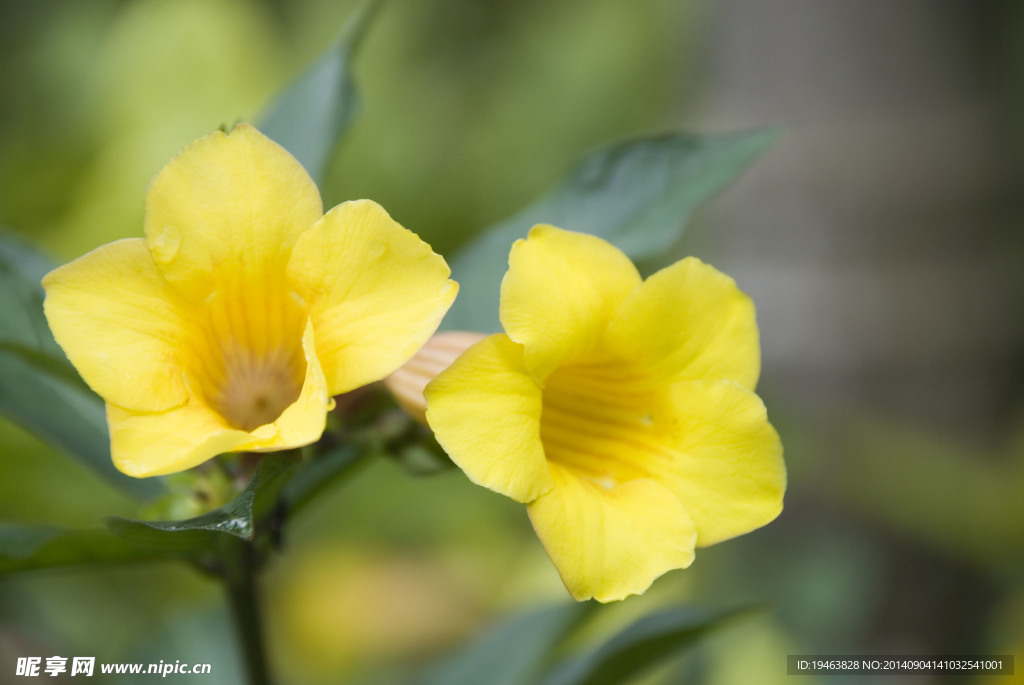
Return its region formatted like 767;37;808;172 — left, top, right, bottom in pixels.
606;257;760;389
288;199;457;395
653;380;785;546
500;225;641;379
527;464;696;602
425;334;552;503
253;319;334;451
144;123;323;301
109;320;333;478
42;238;189;413
108;402;262;478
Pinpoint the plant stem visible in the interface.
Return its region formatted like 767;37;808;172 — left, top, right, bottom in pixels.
223;539;272;685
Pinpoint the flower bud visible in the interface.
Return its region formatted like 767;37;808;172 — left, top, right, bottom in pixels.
384;332;485;423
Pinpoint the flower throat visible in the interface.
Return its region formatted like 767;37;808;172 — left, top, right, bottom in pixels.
192;288;307;431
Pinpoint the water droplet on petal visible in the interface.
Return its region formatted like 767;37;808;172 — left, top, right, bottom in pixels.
151;225;181;263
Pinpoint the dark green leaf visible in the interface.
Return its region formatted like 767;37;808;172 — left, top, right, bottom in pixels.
538;607;747;685
0;233;162;499
249;452;302;524
0;350;164;500
442;129;778;332
389;442;455;476
106;455;296;552
0;232;79;385
416;603;592;685
104;446;369;558
0;525;174;573
0;232;64;355
277;444;367;519
258;0;381;184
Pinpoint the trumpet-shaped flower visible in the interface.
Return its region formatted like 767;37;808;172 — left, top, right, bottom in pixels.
43;124;457;477
425;226;784;602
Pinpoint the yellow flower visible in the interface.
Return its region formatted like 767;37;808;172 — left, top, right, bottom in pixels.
42;124;457;478
425;225;784;602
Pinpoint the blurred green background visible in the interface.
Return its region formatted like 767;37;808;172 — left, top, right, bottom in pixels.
2;0;1023;683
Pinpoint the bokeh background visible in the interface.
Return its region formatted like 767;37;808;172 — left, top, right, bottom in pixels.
1;0;1023;683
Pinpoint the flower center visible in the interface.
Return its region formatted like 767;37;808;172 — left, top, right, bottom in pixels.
191;288;308;432
539;359;662;488
210;349;305;432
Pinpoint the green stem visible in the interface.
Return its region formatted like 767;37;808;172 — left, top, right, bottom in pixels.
223;539;272;685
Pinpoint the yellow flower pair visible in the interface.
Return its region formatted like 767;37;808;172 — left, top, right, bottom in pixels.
42;125;784;601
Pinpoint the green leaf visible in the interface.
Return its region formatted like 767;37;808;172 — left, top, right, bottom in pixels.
0;352;151;497
538;607;746;685
277;444;367;519
258;0;381;184
389;441;455;476
416;603;593;685
0;232;162;499
106;455;296;553
0;233;64;355
0;525;174;573
442;129;778;332
105;445;369;560
0;231;82;387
